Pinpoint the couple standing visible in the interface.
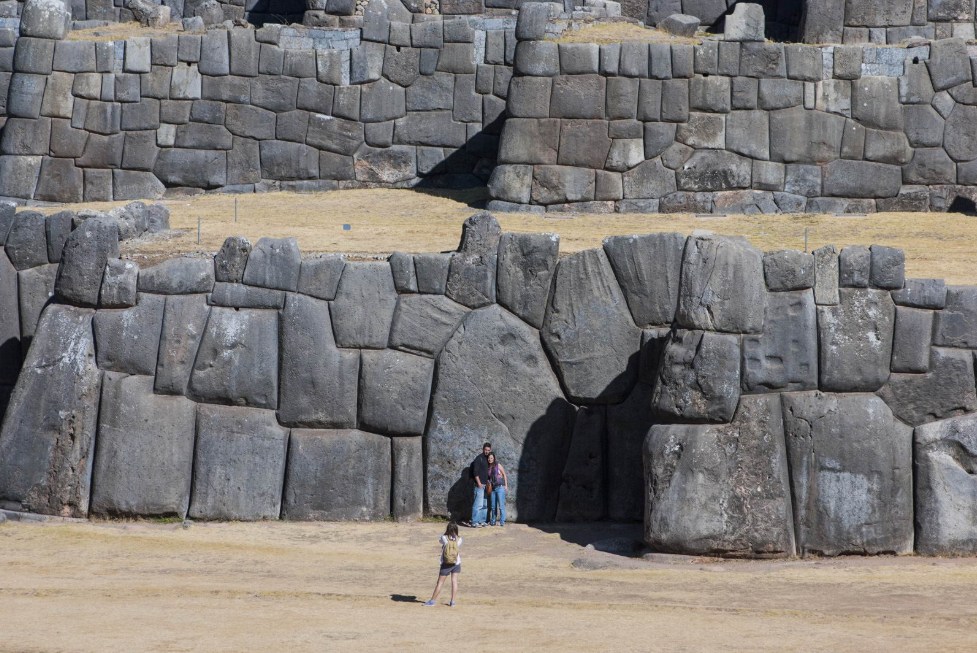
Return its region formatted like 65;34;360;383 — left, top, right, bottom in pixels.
469;442;508;527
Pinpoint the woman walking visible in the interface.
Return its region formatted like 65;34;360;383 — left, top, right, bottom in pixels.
486;453;508;527
424;522;462;607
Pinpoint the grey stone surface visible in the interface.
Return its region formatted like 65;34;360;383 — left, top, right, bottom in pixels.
445;212;501;309
870;245;905;290
90;373;196;518
724;3;765;42
659;13;699;37
388;251;417;293
556;405;605;522
769;107;845;163
278;294;358;428
763;250;815;291
676;234;765;334
55;218;119;307
677;151;752;192
242;237;301;292
414;253;451;294
188;405;288;521
892;278;946;309
331;261;398;348
646;394;795;557
604;382;657;522
497;232;559;329
297;254;345;300
818;288;894;392
20;0;70;40
391;436;423;521
839;245;870;288
154;293;209;396
389;294;468;357
782;392;914;556
426;305;575;523
214;236;251;284
934;286;977;348
209;283;285;310
653;329;741;423
5;212;48;271
743;289;818;393
915;413;977;555
880;347;977;426
889;306;933;374
823;160;901;199
542;248;641;404
602;232;685;327
188;307;279;410
282;429;391;521
93;293;164;376
138;257;214;295
359;349;434;436
18;263;57;345
0;306;100;517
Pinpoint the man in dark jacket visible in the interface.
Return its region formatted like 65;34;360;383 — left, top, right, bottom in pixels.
469;442;491;527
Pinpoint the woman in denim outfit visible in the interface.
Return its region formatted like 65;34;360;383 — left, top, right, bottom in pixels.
486;453;508;527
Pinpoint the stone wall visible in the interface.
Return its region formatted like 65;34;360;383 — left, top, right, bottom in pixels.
488;6;977;213
3;207;977;557
0;0;516;201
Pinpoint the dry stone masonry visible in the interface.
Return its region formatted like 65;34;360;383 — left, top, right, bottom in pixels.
1;207;977;558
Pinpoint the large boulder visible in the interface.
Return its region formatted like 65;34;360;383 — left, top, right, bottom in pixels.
55;218;119;307
188;405;288;521
388;294;468;357
358;349;434;436
392;436;423;521
426;305;575;523
154;294;210;396
675;234;764;334
742;290;818;393
92;293;165;376
817;288;894;392
20;0;71;40
138;258;215;295
89;373;197;518
915;413;977;555
0;306;101;517
282;429;391;521
652;329;741;422
602;233;686;327
445;212;502;309
878;347;977;426
277;294;358;428
188;307;280;410
541;248;642;404
645;394;795;557
331;262;398;348
242;237;301;291
782;392;914;556
496;232;559;329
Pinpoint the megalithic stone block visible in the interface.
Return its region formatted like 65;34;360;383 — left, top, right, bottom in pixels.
359;349;434;436
0;305;101;517
426;305;575;523
92;293;164;376
388;294;468;357
155;293;210;396
497;232;559;329
391;436;423;521
556;406;605;522
331;261;398;348
653;329;741;422
878;347;977;426
817;288;894;392
742;289;818;393
189;404;288;521
0;249;21;385
646;394;795;557
55;218;119;307
282;429;391;521
446;212;502;309
90;373;196;518
602;232;686;327
782;392;913;557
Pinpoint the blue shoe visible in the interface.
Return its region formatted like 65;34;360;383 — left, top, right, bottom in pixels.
423;600;436;606
449;601;457;607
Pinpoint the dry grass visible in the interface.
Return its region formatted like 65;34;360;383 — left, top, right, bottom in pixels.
2;519;977;652
66;20;183;42
34;188;977;284
554;21;700;44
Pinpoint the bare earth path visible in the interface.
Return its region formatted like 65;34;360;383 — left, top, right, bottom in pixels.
2;519;976;652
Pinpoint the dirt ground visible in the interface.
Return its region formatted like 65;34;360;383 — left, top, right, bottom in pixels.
2;518;976;652
41;188;977;284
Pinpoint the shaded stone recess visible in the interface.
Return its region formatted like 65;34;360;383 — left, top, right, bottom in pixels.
5;211;977;560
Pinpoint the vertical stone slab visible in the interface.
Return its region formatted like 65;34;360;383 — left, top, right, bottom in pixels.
391;436;423;521
742;289;818;393
445;212;502;309
155;293;209;395
646;394;796;557
426;305;575;523
282;429;391;521
915;413;977;555
782;392;913;556
277;293;359;428
188;307;280;410
813;244;839;306
189;405;288;521
358;349;434;436
17;263;57;350
541;248;642;404
817;288;894;392
496;231;559;329
556;405;603;522
92;292;164;375
653;329;741;423
0;249;22;385
607;382;657;522
602;232;686;328
55;218;119;307
0;305;101;517
90;373;197;518
331;261;398;348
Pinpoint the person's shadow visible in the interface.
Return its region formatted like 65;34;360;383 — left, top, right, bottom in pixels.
390;594;422;603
